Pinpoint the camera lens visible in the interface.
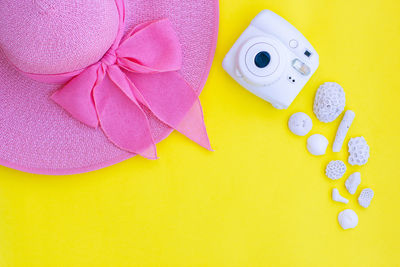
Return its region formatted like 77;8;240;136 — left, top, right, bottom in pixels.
239;37;287;85
254;51;271;68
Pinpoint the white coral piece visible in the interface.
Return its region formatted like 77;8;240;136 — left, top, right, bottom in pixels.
358;188;374;208
333;110;355;152
307;134;329;156
345;172;361;195
313;82;346;123
332;188;349;204
338;209;358;230
326;160;347;180
288;112;313;136
348;137;370;166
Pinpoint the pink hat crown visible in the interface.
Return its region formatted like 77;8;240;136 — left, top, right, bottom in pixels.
0;0;120;74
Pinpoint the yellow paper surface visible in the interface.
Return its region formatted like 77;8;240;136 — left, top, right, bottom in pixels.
0;0;399;266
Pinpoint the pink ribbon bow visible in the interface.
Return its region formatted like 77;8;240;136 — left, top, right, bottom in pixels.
27;0;211;159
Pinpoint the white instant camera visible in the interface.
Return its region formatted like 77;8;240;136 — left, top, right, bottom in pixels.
222;10;319;109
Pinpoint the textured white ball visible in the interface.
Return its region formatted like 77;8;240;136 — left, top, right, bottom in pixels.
307;134;329;156
338;209;358;230
288;112;313;136
348;137;370;166
358;188;374;208
325;160;347;180
313;82;346;123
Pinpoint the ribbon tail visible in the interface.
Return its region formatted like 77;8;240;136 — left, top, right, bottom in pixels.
94;68;157;159
175;98;212;151
126;71;212;151
51;64;101;128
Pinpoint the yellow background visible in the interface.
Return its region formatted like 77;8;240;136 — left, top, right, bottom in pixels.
0;0;399;266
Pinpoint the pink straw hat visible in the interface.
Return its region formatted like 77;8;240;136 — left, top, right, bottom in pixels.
0;0;219;175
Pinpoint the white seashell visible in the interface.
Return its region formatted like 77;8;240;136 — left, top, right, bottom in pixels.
332;188;349;204
313;82;346;123
338;209;358;230
288;112;313;136
345;172;361;195
307;134;329;156
348;137;370;166
358;188;374;208
325;160;347;180
333;110;355;152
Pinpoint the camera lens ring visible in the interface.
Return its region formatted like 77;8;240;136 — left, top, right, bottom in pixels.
238;36;287;86
245;42;280;77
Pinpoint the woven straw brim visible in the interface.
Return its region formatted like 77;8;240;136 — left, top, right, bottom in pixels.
0;0;219;175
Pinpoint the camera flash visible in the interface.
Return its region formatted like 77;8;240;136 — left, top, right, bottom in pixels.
292;59;310;76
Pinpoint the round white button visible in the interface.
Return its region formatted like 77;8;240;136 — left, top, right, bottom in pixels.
289;39;298;48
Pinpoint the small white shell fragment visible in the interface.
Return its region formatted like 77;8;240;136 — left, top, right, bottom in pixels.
338;209;358;230
348;137;370;166
326;160;347;180
313;82;346;123
288;112;313;136
358;188;374;208
332;188;349;204
307;134;329;156
345;172;361;195
333;110;355;152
